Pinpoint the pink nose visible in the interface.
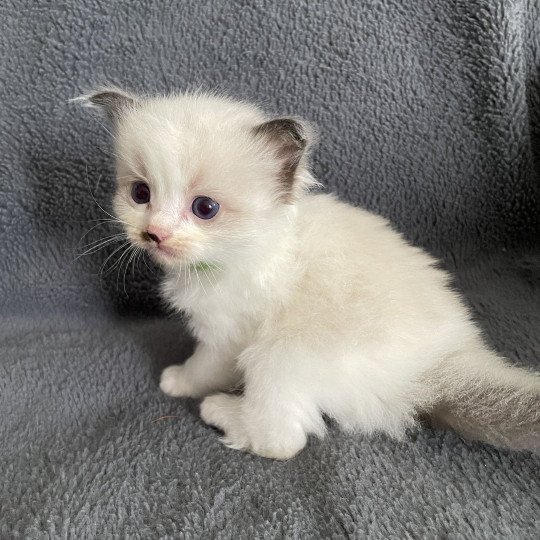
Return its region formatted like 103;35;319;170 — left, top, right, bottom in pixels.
145;226;171;244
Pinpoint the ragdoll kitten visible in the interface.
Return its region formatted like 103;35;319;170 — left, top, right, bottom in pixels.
80;87;540;459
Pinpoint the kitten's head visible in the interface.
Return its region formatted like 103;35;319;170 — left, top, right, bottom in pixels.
81;87;316;270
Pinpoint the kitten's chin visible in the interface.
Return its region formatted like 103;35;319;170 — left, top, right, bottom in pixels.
148;245;184;267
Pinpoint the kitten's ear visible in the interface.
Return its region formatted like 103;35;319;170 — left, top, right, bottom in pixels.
253;118;314;196
73;86;138;122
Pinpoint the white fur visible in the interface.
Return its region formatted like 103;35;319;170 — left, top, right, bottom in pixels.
87;89;539;459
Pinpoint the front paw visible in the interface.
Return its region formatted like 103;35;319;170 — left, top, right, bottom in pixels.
200;394;307;460
160;365;199;397
200;393;250;449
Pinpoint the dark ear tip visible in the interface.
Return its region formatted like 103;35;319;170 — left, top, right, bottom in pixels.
87;90;123;107
73;86;137;121
270;118;304;139
254;117;315;148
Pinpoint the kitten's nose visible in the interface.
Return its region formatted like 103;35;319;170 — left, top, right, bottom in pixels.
145;226;171;244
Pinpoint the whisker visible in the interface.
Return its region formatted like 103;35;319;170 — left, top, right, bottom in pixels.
84;164;129;225
182;263;187;290
78;219;123;244
78;231;127;250
115;244;136;293
136;248;145;275
187;259;193;290
191;258;208;296
98;241;131;277
174;261;183;290
207;264;220;288
140;251;156;275
122;245;139;296
199;264;218;291
75;234;128;260
64;217;122;225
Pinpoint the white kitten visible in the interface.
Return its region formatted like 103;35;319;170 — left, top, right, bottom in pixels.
81;87;540;459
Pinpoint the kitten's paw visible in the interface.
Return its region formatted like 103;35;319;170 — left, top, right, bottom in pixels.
200;394;245;437
200;394;307;460
160;365;199;397
247;427;307;461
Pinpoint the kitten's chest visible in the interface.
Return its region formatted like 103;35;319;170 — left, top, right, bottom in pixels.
162;271;265;345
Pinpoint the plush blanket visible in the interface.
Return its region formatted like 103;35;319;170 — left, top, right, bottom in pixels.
1;0;539;537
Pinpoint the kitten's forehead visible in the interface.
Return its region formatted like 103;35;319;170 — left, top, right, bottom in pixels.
119;93;265;144
115;93;267;184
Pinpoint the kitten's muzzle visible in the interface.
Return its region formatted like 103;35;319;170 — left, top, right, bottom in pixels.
141;227;179;259
142;226;171;245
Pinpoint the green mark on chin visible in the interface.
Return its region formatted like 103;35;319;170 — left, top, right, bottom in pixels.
192;261;222;273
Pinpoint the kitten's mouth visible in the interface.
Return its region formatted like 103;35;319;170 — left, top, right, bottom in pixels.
154;244;177;257
148;244;180;262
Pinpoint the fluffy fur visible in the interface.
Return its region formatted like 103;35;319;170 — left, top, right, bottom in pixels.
83;88;540;459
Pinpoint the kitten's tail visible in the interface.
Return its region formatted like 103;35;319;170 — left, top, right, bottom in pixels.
423;343;540;452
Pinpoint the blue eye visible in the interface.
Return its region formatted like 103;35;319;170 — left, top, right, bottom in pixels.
131;181;150;204
192;196;219;220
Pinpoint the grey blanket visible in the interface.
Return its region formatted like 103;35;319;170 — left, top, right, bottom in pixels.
1;0;539;537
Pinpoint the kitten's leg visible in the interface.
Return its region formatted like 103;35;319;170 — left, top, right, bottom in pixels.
200;340;325;459
160;342;239;398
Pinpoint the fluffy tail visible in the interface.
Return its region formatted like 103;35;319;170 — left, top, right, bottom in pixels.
423;343;540;452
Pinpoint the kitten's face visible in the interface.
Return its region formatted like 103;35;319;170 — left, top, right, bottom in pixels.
93;92;311;270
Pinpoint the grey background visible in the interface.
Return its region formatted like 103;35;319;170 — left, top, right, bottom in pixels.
1;0;539;537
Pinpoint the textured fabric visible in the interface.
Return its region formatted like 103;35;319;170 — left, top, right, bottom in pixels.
1;0;539;537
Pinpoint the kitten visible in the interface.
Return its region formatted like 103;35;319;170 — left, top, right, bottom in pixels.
80;87;540;459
